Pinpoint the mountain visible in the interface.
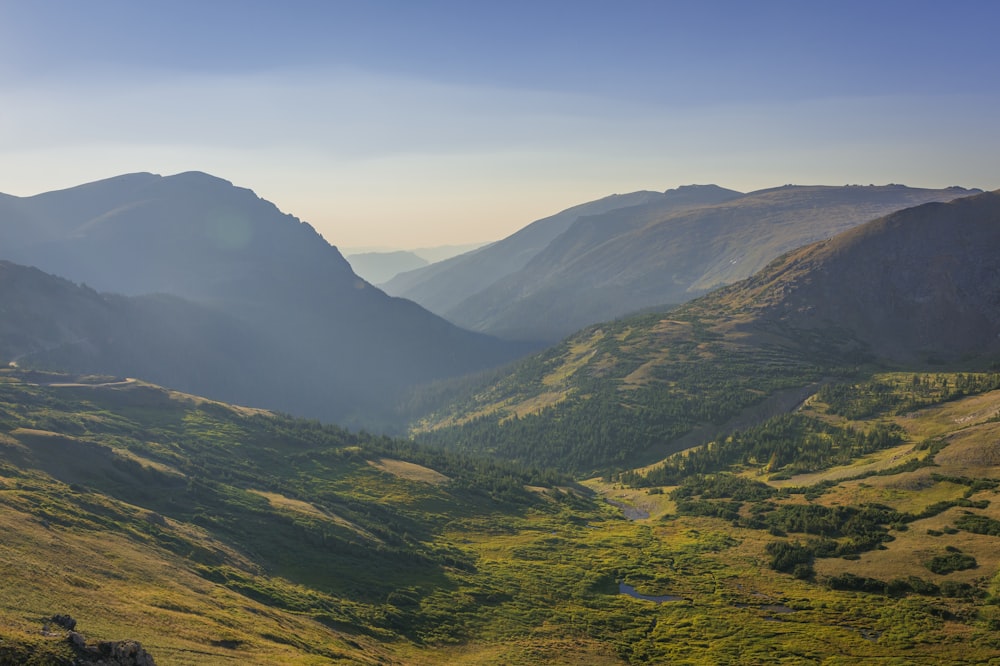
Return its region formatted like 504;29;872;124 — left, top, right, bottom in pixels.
5;193;1000;664
0;172;527;426
715;190;1000;364
346;250;429;284
413;189;1000;474
409;241;489;264
381;185;741;319
436;184;981;341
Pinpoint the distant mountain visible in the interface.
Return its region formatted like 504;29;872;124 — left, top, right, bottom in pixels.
382;186;739;318
0;172;528;426
409;241;489;264
346;250;429;284
413;189;1000;473
439;184;982;341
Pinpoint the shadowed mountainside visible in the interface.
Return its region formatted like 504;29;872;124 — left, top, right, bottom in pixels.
0;172;529;426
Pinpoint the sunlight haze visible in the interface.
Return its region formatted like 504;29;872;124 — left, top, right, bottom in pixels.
1;0;997;248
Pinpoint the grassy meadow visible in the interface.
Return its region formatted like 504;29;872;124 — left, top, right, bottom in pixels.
3;370;1000;663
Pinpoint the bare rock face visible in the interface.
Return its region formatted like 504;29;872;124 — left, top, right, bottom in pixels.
66;632;156;665
51;613;77;631
91;639;156;666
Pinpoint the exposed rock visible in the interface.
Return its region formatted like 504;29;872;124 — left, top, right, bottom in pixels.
51;613;77;630
66;633;156;665
92;639;156;666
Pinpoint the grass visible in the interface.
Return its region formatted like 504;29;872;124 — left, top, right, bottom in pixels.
541;331;603;388
0;478;383;665
367;457;450;485
6;371;1000;663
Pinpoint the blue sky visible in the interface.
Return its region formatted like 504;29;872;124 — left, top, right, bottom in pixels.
1;0;998;248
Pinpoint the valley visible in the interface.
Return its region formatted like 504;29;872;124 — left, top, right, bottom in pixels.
3;370;1000;663
6;2;1000;663
2;180;1000;664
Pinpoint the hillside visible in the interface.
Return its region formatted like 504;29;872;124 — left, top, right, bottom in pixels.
440;184;980;341
0;369;583;664
0;172;527;426
381;185;742;324
0;260;307;411
714;189;1000;363
413;190;1000;474
4;370;1000;663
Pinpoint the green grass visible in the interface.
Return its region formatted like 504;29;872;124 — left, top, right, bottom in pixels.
5;370;1000;663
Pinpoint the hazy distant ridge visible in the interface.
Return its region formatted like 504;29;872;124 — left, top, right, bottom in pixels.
381;189;688;314
390;183;979;341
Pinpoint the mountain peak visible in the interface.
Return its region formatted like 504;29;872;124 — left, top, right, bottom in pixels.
164;170;236;187
665;183;741;195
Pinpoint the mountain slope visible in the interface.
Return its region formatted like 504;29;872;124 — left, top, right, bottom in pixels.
5;370;1000;664
381;185;742;319
0;369;589;664
443;184;980;341
0;172;527;426
715;190;1000;363
0;260;293;408
414;189;1000;474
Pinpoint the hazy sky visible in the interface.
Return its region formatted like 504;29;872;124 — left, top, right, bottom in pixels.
1;1;998;249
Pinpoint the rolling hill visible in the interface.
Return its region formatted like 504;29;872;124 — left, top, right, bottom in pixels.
0;172;528;427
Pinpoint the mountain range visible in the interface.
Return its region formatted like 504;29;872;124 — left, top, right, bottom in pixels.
415;189;1000;473
0;172;527;426
385;184;979;341
3;183;1000;664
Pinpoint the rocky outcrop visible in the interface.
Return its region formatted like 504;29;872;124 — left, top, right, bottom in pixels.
67;632;156;666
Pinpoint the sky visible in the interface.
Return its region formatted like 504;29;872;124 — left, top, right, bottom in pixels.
1;0;998;249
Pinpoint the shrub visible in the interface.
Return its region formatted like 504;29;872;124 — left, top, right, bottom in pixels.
926;552;977;575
